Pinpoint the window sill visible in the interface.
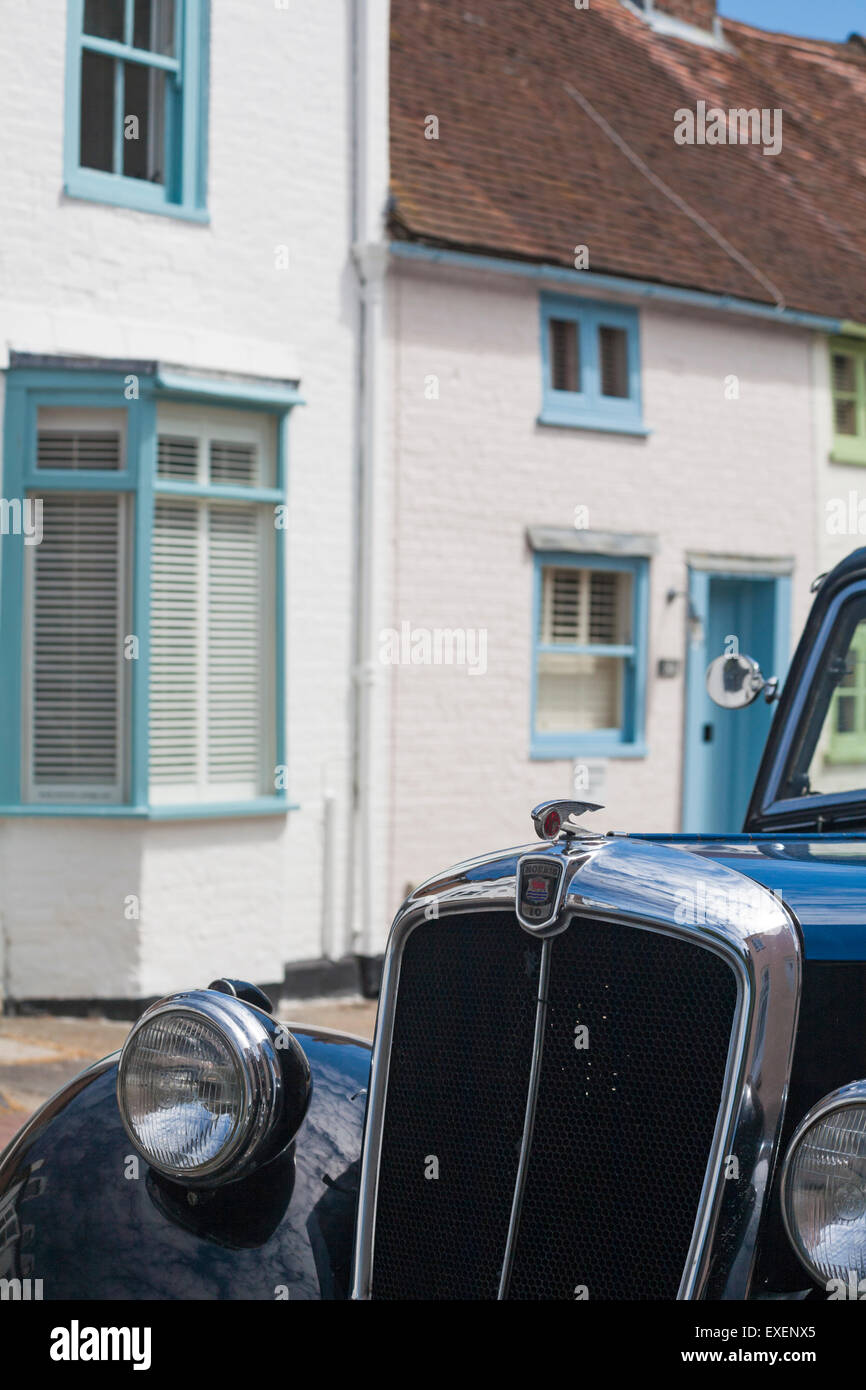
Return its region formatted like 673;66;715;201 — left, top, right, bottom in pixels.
530;740;648;761
0;797;297;820
148;799;297;820
537;409;650;437
63;174;209;224
829;449;866;467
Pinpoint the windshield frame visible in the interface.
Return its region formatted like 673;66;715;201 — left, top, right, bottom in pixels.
746;578;866;832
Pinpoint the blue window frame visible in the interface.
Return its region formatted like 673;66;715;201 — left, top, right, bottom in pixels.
0;363;300;818
64;0;209;220
530;552;649;759
539;294;646;434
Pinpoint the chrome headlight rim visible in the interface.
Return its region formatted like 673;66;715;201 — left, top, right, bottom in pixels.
117;989;283;1185
780;1079;866;1286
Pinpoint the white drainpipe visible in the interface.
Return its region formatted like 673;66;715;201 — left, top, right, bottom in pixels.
348;0;390;963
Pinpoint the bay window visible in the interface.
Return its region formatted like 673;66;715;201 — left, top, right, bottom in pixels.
0;363;297;817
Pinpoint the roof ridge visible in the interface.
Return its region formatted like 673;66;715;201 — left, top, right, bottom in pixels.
722;16;866;60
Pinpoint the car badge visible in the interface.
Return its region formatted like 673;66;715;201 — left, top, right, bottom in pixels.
515;854;568;933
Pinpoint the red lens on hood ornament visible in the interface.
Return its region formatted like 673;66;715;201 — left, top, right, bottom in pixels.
542;809;561;839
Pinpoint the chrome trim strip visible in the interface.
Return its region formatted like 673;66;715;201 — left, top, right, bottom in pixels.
497;936;553;1299
351;835;802;1301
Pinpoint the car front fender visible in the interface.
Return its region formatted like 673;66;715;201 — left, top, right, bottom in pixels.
0;1026;371;1300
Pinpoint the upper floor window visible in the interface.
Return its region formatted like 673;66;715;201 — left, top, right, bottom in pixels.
539;295;646;435
65;0;209;220
831;337;866;465
531;553;648;759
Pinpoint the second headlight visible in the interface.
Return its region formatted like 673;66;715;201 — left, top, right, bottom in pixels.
781;1081;866;1288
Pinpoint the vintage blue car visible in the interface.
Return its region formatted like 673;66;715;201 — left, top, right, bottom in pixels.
4;547;866;1302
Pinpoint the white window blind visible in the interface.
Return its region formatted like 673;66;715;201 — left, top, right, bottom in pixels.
537;566;632;735
149;405;275;804
24;418;129;803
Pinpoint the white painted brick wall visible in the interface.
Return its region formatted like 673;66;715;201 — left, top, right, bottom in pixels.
0;3;361;1000
382;264;819;926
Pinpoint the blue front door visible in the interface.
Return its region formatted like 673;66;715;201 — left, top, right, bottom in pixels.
683;572;788;834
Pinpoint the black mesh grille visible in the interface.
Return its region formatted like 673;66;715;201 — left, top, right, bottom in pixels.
508;919;738;1300
369;911;738;1300
370;912;542;1299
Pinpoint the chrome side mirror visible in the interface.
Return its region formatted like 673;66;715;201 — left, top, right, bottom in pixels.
705;653;778;709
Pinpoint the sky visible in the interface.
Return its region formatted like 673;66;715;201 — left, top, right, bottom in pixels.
717;0;865;41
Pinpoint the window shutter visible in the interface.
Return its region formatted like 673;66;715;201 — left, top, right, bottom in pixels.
27;493;125;800
207;506;262;790
150;500;200;786
37;430;121;471
542;568;582;643
150;406;275;804
589;570;628;644
541;568;629;647
157;435;199;479
209;440;258;487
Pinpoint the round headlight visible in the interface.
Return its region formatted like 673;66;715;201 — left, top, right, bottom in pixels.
781;1082;866;1287
117;990;285;1184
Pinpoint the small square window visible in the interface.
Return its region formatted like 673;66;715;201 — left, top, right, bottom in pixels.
540;295;645;434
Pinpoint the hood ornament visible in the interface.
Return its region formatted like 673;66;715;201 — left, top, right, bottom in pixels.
517;801;605;935
531;799;604;845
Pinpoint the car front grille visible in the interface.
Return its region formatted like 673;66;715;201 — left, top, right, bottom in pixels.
371;913;542;1299
367;910;739;1301
507;918;738;1300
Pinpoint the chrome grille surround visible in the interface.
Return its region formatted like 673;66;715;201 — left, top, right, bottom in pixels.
351;836;802;1300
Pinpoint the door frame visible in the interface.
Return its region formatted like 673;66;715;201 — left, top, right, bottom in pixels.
682;560;792;833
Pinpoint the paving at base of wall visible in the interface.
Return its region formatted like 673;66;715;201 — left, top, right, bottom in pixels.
0;997;378;1153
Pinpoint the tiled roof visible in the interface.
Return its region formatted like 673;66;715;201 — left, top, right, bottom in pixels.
389;0;866;321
